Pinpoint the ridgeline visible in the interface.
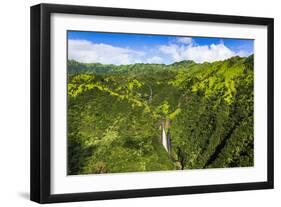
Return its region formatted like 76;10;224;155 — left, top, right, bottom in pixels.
67;55;254;175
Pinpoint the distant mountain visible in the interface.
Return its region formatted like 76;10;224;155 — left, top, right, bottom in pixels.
68;56;251;74
170;60;196;67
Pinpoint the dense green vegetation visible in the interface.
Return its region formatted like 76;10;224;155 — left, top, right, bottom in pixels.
67;55;254;175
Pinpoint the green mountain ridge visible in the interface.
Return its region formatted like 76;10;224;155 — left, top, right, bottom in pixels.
68;55;251;74
67;55;254;175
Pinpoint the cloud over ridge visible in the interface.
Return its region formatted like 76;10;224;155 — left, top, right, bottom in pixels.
159;42;243;63
68;39;144;65
68;37;251;65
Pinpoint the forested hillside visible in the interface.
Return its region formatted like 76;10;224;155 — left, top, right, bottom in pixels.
67;55;254;175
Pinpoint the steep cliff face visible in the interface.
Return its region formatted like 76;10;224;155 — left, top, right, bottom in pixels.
67;55;254;174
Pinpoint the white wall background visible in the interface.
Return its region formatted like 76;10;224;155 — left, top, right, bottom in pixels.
0;0;279;206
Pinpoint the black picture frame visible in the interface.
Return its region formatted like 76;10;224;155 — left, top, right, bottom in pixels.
30;3;274;204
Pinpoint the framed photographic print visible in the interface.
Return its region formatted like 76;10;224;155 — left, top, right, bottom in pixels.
30;3;274;203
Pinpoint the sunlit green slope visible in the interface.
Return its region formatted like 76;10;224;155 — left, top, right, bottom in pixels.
67;55;254;175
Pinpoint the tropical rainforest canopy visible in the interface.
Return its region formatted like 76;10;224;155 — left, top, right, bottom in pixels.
67;55;254;175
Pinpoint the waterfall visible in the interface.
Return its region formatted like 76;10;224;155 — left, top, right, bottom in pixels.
162;127;168;152
160;119;171;153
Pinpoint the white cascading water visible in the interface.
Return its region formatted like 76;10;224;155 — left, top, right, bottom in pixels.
162;128;168;152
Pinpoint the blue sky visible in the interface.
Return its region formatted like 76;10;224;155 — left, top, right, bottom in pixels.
68;31;254;65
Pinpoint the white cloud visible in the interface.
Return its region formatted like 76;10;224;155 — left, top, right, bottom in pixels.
68;38;251;65
236;50;251;57
159;42;247;63
68;39;144;65
159;44;186;62
145;56;164;64
176;37;193;45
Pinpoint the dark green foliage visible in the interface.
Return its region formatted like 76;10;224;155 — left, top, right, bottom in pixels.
67;55;254;174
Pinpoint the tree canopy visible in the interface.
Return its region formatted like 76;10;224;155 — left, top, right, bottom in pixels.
67;55;254;175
